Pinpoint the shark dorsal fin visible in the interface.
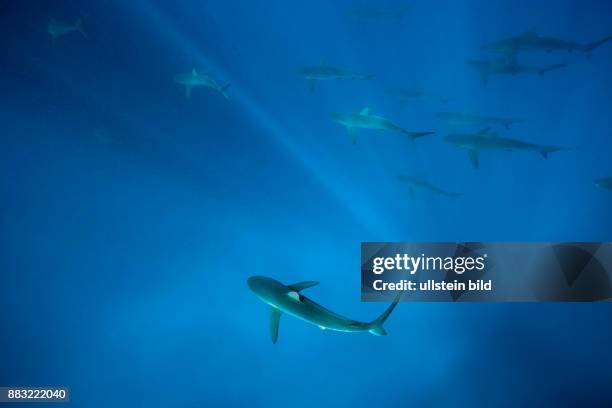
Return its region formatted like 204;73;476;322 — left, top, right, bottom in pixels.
191;68;197;77
360;107;370;115
288;291;300;301
288;281;319;292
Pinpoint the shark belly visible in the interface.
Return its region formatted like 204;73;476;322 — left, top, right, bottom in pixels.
274;296;367;332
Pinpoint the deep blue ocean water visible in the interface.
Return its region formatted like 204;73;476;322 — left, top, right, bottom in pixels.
1;0;612;406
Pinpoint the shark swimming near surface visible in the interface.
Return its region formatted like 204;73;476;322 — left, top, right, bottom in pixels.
247;276;401;344
332;107;434;143
299;64;374;92
467;57;566;84
445;128;568;168
437;111;523;129
481;30;612;57
174;68;230;99
47;17;86;44
397;175;463;199
595;177;612;190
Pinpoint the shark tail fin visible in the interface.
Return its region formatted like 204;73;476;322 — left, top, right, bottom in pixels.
539;146;568;159
403;130;434;140
539;63;566;75
368;292;402;336
583;34;612;53
220;83;230;99
75;18;87;38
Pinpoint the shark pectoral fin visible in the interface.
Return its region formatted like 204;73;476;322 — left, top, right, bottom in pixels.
308;79;317;93
288;281;319;292
269;307;282;344
185;85;192;99
347;127;357;144
468;149;480;169
360;107;370;115
478;127;491;135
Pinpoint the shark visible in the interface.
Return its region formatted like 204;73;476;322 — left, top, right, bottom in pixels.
174;68;230;99
348;7;410;21
467;57;566;84
299;64;374;92
445;128;568;168
437;111;523;129
247;276;401;344
595;177;612;190
47;17;86;44
481;30;612;57
397;175;463;199
332;107;434;143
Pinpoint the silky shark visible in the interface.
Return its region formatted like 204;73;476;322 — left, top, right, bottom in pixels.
445;128;568;168
397;175;463;199
299;64;374;92
467;57;566;84
437;111;523;129
47;17;86;44
247;276;401;344
595;177;612;190
481;30;612;57
174;68;230;99
332;107;434;143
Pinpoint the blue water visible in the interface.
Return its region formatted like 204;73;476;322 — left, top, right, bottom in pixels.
1;0;612;406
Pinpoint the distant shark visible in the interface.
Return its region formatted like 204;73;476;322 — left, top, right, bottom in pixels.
437;111;523;129
174;68;230;99
397;175;463;199
348;6;410;21
595;177;612;190
247;276;401;344
47;17;86;44
299;64;374;92
445;128;568;168
481;30;612;57
332;107;434;143
467;57;566;84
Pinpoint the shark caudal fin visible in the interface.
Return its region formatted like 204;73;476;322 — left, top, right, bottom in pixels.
219;83;231;99
583;34;612;53
75;18;87;38
539;63;566;75
402;130;435;140
539;146;569;159
367;292;402;336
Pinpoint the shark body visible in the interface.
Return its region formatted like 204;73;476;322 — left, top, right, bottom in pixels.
481;30;612;56
47;17;86;44
332;107;434;143
595;177;612;190
174;68;230;99
299;64;374;92
467;57;566;84
445;128;568;168
247;276;401;344
398;175;463;199
437;111;522;129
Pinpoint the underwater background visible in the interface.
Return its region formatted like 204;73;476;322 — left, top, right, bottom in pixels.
1;0;612;406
